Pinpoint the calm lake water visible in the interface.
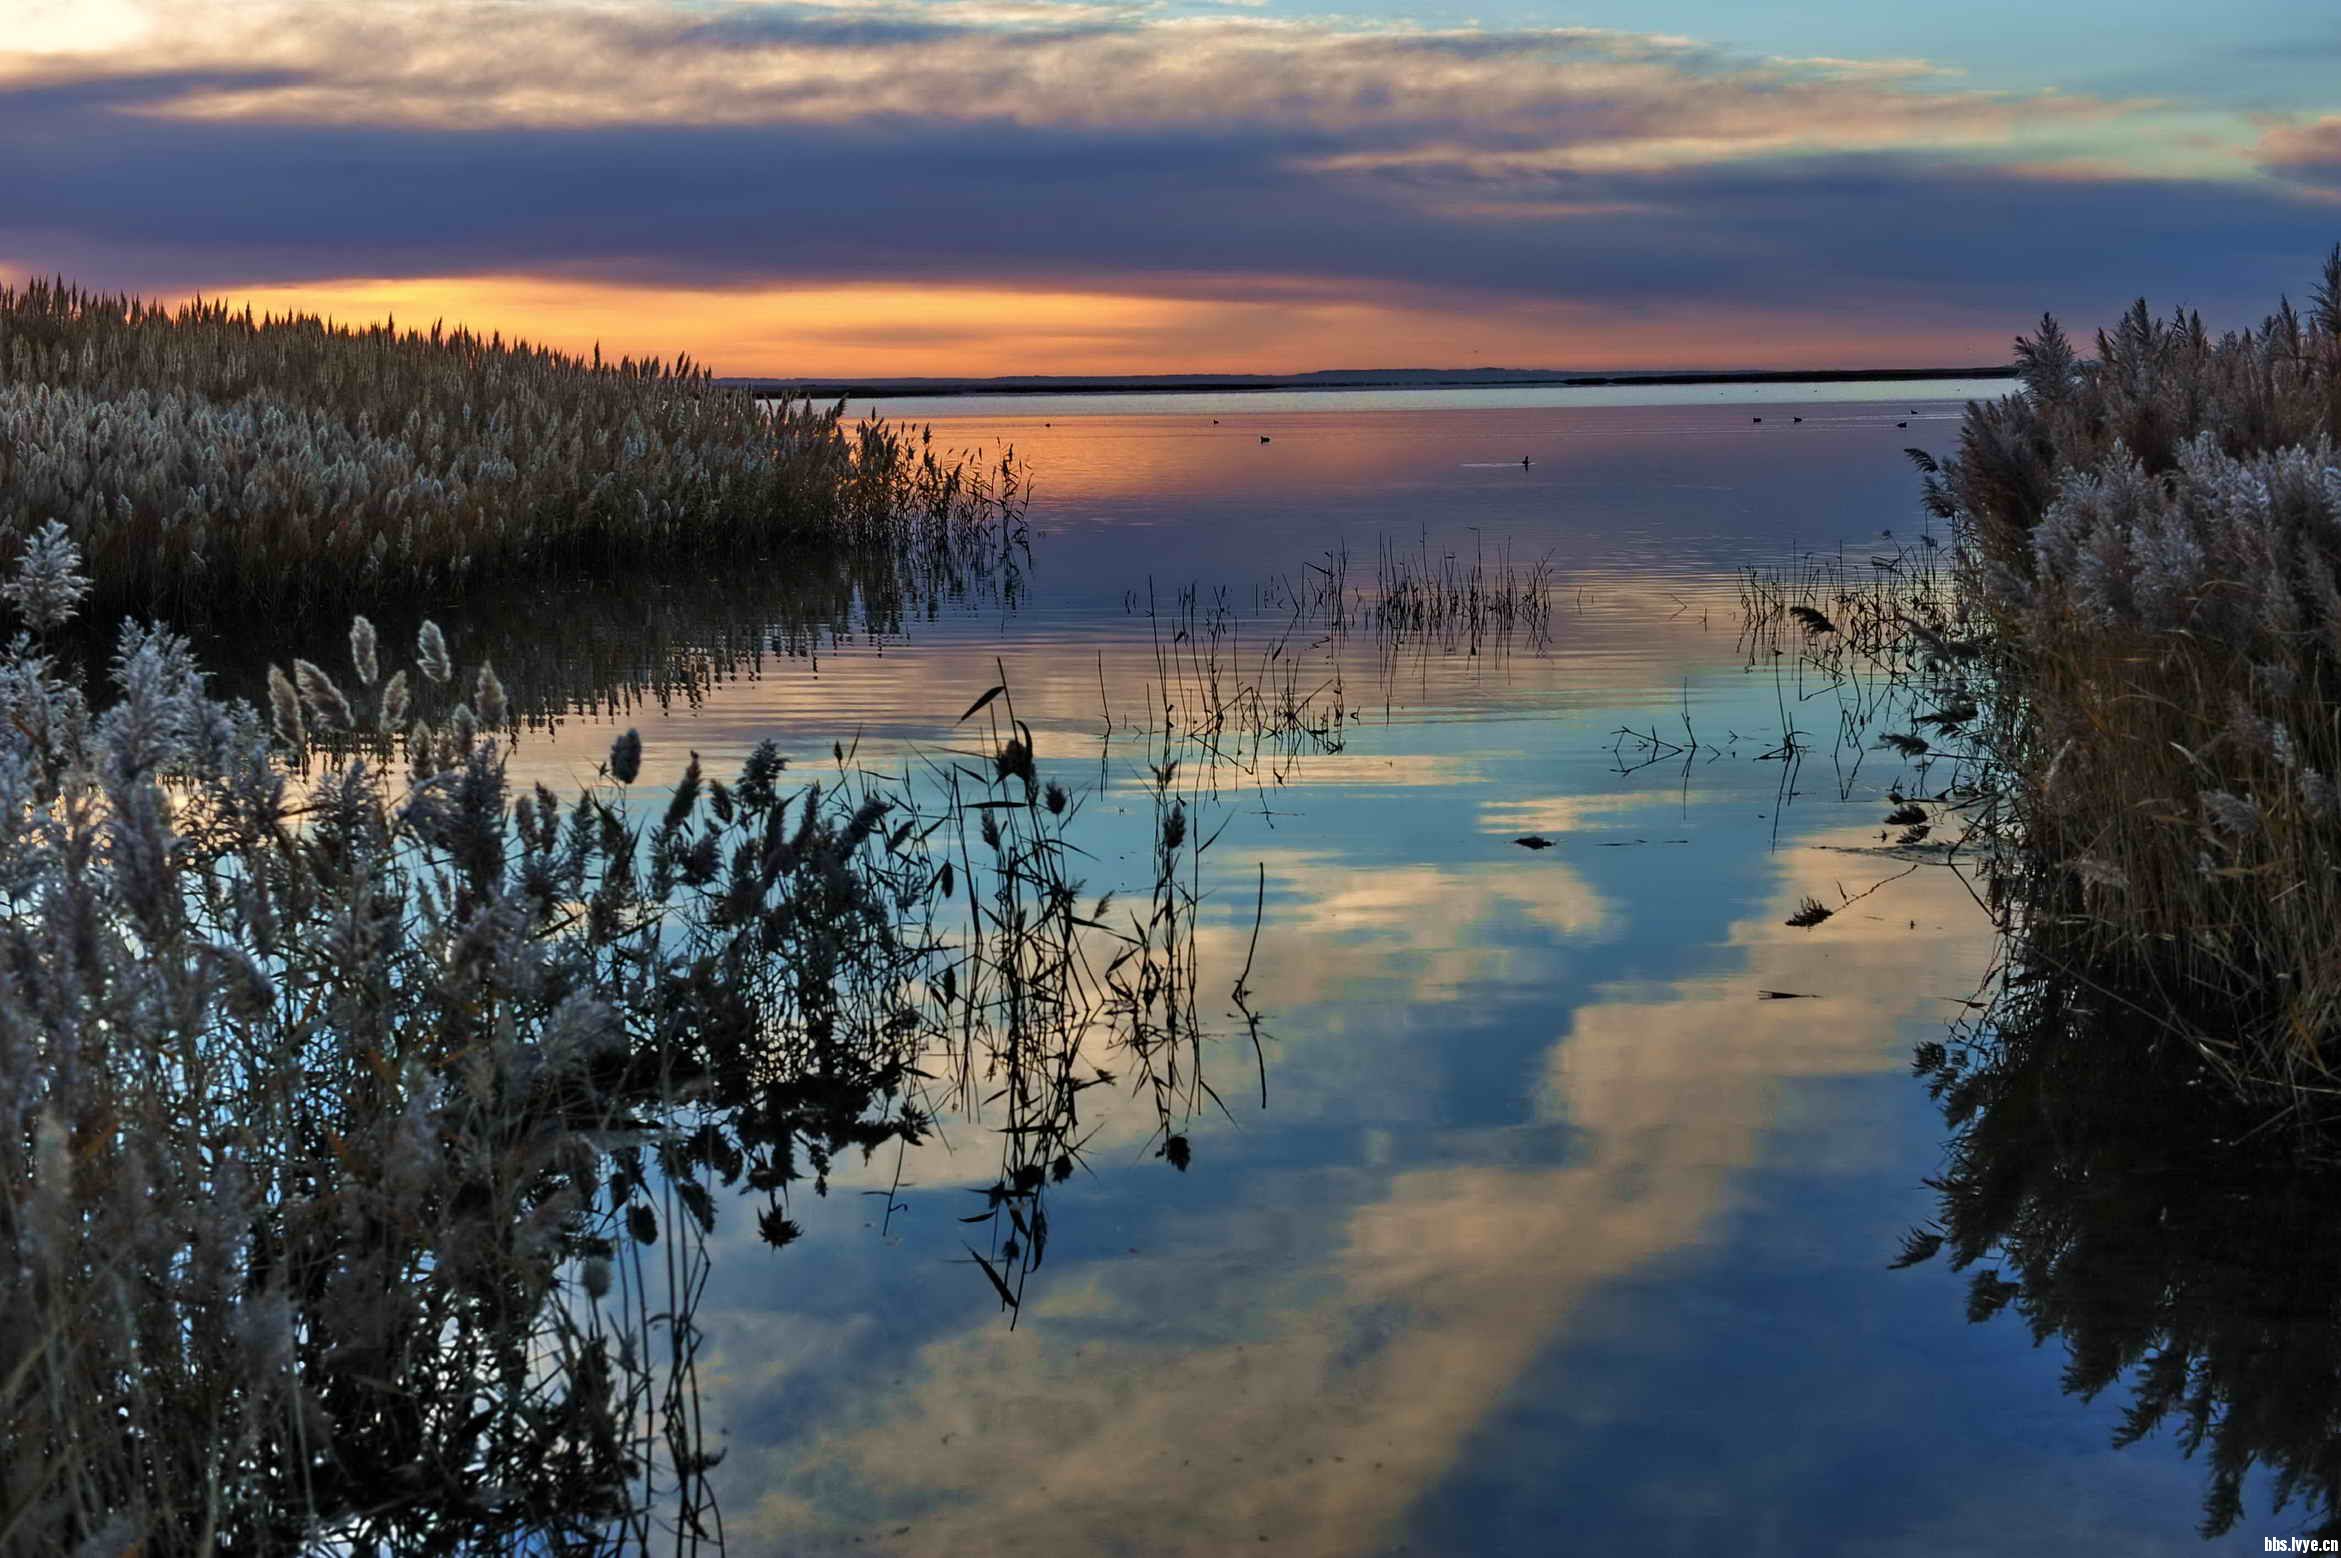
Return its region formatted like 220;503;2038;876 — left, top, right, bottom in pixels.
239;380;2281;1553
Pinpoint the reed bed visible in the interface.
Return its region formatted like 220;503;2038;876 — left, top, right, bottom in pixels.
1922;246;2341;1095
0;279;1027;620
1724;243;2341;1101
1630;336;2341;1536
1645;252;2341;1536
0;528;1255;1551
217;508;1022;761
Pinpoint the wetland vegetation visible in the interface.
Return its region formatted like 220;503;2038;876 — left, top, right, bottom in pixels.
0;521;1261;1552
0;280;1026;621
1729;245;2341;1540
1927;249;2341;1099
13;247;2341;1549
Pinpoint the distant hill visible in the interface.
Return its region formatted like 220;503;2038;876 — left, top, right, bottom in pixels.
724;364;2018;400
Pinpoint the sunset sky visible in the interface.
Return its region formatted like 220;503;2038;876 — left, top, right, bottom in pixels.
4;0;2339;376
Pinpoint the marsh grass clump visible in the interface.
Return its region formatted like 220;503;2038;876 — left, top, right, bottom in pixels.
1717;250;2341;1533
1926;244;2341;1091
0;525;1259;1548
1368;532;1554;652
0;533;961;1551
0;279;1027;620
1;560;724;1550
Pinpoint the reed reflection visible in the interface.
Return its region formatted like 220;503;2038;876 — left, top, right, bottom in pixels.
1902;959;2341;1541
1742;527;2341;1544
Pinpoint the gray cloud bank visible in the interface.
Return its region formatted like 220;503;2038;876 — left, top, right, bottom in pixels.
3;3;2337;351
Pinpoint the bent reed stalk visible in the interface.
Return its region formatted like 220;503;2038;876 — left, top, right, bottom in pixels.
0;279;1029;620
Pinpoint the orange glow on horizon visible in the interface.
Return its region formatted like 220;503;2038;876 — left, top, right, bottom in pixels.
157;272;2004;378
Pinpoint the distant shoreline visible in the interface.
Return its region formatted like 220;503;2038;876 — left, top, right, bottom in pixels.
734;364;2018;401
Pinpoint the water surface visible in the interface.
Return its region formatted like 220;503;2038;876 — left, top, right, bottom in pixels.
269;381;2280;1553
